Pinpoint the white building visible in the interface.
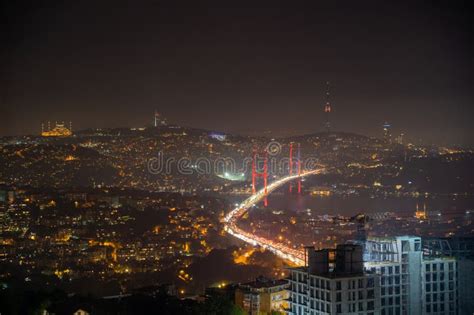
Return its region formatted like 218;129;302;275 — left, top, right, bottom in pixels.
288;244;381;315
423;237;472;315
358;236;458;315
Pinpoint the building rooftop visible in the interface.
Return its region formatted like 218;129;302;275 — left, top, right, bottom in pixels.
240;276;288;289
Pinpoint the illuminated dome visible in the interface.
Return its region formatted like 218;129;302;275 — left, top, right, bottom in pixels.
41;122;72;137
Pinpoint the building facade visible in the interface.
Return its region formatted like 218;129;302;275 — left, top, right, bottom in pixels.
357;236;458;315
423;237;474;315
288;244;381;315
235;276;289;315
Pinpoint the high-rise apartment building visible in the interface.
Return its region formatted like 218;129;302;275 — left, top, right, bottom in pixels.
423;237;474;315
288;244;381;315
354;236;458;315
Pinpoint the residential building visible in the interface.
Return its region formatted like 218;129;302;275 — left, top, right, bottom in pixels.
354;236;458;315
288;244;381;315
235;276;289;315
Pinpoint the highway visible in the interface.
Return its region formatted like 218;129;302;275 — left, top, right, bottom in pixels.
223;168;325;266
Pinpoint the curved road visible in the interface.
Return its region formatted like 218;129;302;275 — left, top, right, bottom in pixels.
223;168;325;266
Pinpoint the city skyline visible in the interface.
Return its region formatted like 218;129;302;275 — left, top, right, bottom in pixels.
1;1;472;146
1;2;473;314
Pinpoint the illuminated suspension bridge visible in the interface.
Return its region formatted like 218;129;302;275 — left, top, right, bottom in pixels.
223;144;325;265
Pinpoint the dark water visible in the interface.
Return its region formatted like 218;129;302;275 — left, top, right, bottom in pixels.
267;194;474;217
227;191;474;217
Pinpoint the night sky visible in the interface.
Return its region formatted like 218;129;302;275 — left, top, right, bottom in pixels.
1;1;472;145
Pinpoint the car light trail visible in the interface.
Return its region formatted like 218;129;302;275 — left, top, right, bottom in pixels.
223;168;325;266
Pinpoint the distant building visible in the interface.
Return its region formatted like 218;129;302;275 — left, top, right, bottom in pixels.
415;203;428;220
41;121;72;137
395;133;404;145
7;190;14;204
382;122;391;143
288;244;381;315
235;276;289;315
154;110;167;127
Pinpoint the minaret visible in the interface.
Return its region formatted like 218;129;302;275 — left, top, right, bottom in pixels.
415;203;427;220
324;81;331;132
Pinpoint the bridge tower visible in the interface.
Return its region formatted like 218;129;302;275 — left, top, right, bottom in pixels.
289;143;293;193
252;148;268;207
297;143;302;193
289;142;302;194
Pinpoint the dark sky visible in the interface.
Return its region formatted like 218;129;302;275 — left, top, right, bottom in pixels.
1;1;472;145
